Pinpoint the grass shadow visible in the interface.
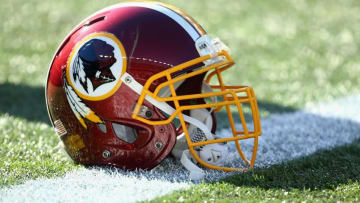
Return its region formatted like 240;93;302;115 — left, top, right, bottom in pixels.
222;138;360;190
215;100;297;129
0;83;297;127
257;100;297;114
0;83;50;124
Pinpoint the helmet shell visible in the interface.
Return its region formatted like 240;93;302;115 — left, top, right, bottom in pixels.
46;2;207;169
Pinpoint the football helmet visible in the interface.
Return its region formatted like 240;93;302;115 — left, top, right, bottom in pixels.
46;1;261;178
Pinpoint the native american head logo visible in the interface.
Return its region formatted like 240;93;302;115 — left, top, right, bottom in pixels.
66;32;126;100
73;39;117;93
64;32;127;129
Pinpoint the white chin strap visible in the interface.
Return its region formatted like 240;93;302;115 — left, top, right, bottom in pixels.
121;73;229;181
177;136;229;180
173;109;229;180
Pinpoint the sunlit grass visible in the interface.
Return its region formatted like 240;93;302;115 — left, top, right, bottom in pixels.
0;115;78;187
1;0;359;105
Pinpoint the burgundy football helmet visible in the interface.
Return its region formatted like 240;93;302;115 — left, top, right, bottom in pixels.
46;1;261;178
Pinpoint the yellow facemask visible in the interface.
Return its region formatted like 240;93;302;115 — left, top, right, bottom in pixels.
121;35;262;172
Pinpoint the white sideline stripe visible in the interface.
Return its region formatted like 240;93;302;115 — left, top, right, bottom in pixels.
1;94;360;203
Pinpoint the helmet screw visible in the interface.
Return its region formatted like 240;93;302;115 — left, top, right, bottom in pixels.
102;150;111;158
155;141;163;150
145;110;153;118
125;76;132;83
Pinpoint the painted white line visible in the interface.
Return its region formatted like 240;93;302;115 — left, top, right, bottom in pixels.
0;169;190;203
1;94;360;202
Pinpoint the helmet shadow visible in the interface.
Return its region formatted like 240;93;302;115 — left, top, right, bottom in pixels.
0;83;50;124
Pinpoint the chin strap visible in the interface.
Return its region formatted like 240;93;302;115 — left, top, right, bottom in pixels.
174;132;229;181
180;149;205;180
120;73;229;180
172;109;229;181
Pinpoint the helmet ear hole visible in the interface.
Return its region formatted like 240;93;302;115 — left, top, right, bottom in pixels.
112;122;138;144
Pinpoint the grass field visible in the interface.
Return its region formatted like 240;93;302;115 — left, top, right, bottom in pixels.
1;0;360;202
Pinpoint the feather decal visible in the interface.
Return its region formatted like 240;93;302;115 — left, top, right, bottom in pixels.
64;78;103;129
73;55;89;93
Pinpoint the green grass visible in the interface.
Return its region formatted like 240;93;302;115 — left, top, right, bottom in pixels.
1;0;360;201
0;115;77;187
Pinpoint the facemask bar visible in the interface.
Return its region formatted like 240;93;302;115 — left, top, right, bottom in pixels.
122;38;261;172
203;63;261;170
